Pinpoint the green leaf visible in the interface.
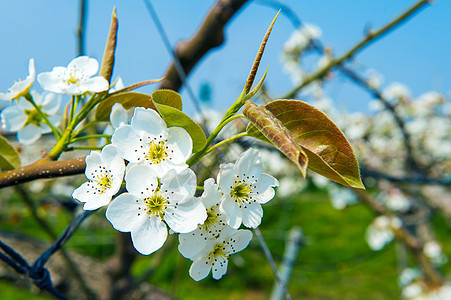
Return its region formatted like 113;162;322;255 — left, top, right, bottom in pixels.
151;89;183;111
95;92;155;121
0;135;21;170
153;101;206;153
243;100;308;177
99;7;118;83
245;100;364;189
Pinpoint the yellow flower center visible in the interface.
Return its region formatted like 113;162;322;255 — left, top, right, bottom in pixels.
202;207;221;231
24;108;44;126
211;243;229;260
94;173;113;194
144;191;168;218
65;70;80;85
230;182;252;203
145;140;168;164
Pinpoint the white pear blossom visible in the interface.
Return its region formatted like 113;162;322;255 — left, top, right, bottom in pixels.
423;241;447;265
218;148;279;229
179;178;227;259
100;103;132;146
106;165;207;255
0;91;61;145
328;185;358;210
72;144;125;210
382;82;411;102
188;226;252;281
112;107;192;176
365;215;401;251
37;56;109;95
0;58;35;101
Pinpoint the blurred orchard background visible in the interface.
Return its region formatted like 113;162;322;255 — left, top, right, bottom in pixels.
0;0;450;299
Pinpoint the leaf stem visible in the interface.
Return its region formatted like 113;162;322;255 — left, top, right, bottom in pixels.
24;93;61;138
69;134;111;144
204;132;247;156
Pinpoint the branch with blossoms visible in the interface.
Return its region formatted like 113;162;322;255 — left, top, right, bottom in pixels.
0;6;368;298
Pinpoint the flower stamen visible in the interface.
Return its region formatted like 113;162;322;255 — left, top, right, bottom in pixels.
145;140;168;164
144;191;168;219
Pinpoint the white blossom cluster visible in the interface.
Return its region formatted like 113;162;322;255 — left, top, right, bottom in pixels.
70;106;279;281
0;56;109;144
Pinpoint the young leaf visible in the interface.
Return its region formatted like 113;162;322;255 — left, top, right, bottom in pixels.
0;135;21;170
243;101;308;177
152;101;206;153
95;92;156;121
151;89;183;111
245;100;365;189
99;7;118;83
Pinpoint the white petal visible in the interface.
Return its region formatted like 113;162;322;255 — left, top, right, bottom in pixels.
1;106;27;132
189;257;212;281
217;163;235;195
167;127;192;163
221;198;243;229
241;203;263;228
17;124;41;145
131;107;166;136
72;182;109;210
17;98;34;110
165;198;207;233
201;178;222;209
85;151;102;180
81;76;109;93
228;228;253;253
131;216;168;255
178;230;208;260
253;173;279;204
105;193;146;232
125;165;158;195
68;56;99;77
110;103;129;128
234;148;262;183
37;67;66;93
40;93;61;115
212;257;228;280
111;125;145;163
163;168;197;198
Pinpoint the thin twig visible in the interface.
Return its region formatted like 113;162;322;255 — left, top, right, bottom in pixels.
254;228;292;300
77;0;87;56
282;0;431;99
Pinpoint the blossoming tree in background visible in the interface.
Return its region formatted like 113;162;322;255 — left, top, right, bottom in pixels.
0;1;449;299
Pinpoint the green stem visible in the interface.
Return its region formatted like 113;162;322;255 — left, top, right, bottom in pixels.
205;132;248;156
282;0;430;99
24;93;62;138
72;121;105;137
187;110;246;167
70;134;111;144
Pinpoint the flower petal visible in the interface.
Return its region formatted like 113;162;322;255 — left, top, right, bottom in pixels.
165;198;207;233
85;151;102;180
125;165;158;195
68;56;99;77
241;202;263;228
40;93;61;115
167;126;192;163
110;103;129;128
131;216;168;255
217;163;234;195
178;230;208;260
1;105;27;132
212;257;228;280
37;67;66;93
105;193;146;231
81;76;109;93
163;168;197;198
229;228;253;252
17;124;41;145
201;178;222;209
253;173;279;204
111;125;144;163
189;257;212;281
131;107;166;136
221;198;242;229
234;148;262;184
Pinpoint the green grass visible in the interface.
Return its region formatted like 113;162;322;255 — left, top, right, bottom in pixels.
2;188;449;299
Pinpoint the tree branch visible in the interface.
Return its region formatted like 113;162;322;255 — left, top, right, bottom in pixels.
282;0;431;99
0;157;86;189
158;0;248;91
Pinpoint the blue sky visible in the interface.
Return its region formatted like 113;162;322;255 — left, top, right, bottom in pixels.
0;0;450;116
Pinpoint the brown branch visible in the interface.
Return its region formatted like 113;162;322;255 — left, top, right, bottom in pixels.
0;157;86;189
158;0;248;91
